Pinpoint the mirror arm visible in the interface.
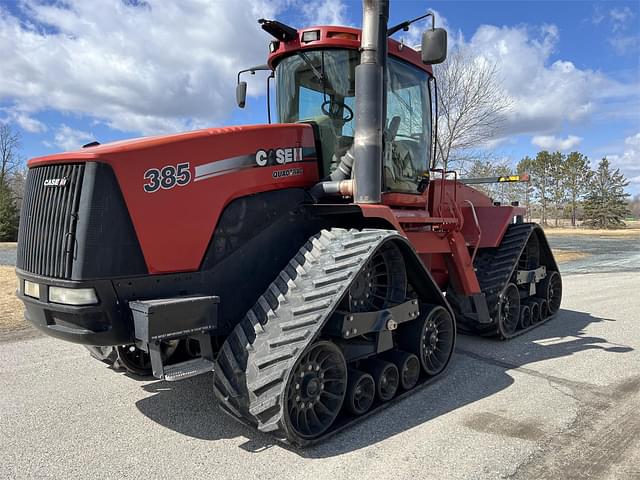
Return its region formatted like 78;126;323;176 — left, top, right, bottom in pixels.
237;64;271;84
431;76;438;170
266;72;274;124
387;11;434;36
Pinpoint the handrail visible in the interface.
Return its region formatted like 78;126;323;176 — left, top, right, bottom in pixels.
430;168;459;218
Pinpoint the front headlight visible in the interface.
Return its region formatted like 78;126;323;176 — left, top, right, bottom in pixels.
24;280;40;299
49;287;98;306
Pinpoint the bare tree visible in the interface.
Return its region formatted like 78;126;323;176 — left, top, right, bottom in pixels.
0;123;22;185
434;48;512;173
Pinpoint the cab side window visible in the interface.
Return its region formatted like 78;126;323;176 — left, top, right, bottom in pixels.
385;58;432;193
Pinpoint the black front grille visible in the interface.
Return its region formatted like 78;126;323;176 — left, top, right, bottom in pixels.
17;163;85;278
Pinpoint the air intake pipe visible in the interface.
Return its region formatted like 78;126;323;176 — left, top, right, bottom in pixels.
352;0;388;204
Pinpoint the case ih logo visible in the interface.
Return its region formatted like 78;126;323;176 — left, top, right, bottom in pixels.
43;178;68;187
255;147;304;167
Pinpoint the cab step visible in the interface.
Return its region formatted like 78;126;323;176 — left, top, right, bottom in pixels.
164;358;215;381
129;295;219;380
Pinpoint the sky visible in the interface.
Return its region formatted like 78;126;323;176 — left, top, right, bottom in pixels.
1;0;639;194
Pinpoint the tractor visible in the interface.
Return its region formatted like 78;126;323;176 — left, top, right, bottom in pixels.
15;0;561;445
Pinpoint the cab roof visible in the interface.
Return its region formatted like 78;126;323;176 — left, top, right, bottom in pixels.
267;25;433;75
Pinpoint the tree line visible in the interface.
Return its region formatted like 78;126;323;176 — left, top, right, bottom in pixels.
467;151;632;229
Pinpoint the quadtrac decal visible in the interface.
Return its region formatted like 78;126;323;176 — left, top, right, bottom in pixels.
192;146;316;183
143;162;191;193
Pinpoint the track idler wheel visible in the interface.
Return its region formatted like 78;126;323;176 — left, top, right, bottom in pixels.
519;304;532;329
539;271;562;315
385;351;420;390
346;369;376;415
498;283;520;337
284;341;347;440
364;359;399;402
399;305;455;377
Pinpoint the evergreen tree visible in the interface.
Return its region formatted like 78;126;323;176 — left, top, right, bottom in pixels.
563;151;591;227
549;151;566;226
0;180;19;241
583;158;630;229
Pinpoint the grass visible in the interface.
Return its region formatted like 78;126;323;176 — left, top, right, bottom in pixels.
0;266;29;333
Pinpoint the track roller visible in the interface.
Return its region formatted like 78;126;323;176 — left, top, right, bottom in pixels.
519;304;531;329
537;298;549;321
399;305;455;376
524;299;540;324
345;369;376;415
385;351;420;390
363;359;399;402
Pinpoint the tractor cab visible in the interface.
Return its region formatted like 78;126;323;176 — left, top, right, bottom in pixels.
239;24;437;195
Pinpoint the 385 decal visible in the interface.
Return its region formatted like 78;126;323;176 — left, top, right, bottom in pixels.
143;162;191;193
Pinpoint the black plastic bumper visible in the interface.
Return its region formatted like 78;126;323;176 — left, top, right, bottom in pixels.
16;268;134;346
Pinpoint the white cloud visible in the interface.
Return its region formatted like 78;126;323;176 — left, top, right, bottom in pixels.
453;23;637;138
590;5;639;55
608;34;640;55
300;0;348;26
606;132;640;185
609;7;635;32
47;124;95;151
532;135;582;151
0;0;306;135
1;108;48;133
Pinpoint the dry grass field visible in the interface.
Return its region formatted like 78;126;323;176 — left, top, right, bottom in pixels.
0;266;28;333
542;220;640;237
551;250;589;263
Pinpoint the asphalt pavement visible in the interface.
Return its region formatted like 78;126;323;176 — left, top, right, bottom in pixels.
1;269;639;480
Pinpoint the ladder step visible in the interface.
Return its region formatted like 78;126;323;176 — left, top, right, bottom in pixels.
164;358;215;381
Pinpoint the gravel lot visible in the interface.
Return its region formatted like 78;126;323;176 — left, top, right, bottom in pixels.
1;267;639;480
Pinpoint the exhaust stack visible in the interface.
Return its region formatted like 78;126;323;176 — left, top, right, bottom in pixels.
352;0;389;204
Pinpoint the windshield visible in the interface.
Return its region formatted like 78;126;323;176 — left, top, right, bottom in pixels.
276;49;432;193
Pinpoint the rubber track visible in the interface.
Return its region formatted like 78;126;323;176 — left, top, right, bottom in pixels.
473;223;559;339
212;228;403;445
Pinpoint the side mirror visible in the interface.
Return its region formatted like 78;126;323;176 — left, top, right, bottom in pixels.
236;81;247;108
421;28;447;65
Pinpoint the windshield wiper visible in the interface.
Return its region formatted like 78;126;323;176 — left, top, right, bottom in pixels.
297;51;324;83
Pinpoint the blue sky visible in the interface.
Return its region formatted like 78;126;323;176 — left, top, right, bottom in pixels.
1;0;639;193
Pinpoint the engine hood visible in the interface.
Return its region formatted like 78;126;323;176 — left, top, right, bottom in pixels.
27;123;319;273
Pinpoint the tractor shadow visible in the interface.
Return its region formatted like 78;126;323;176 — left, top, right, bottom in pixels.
135;308;632;457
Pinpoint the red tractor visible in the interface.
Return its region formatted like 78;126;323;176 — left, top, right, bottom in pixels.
16;1;561;445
